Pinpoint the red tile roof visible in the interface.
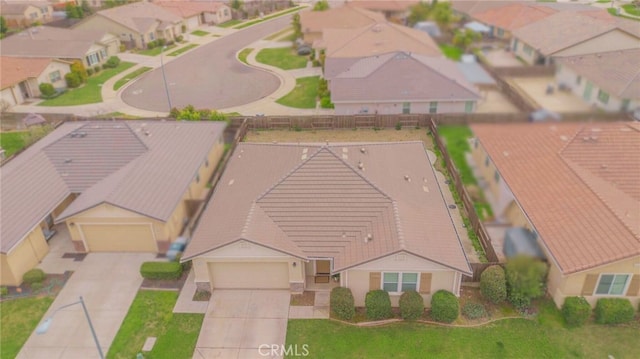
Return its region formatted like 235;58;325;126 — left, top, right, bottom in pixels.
472;3;557;31
0;56;52;89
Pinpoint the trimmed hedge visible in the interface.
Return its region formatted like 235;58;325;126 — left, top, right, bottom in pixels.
505;255;548;309
430;290;459;323
365;290;392;320
480;265;507;304
462;302;487;320
22;269;46;285
594;298;635;325
0;286;8;296
65;72;82;88
140;261;182;280
399;290;424;320
330;287;355;320
561;296;591;327
104;56;121;69
39;83;56;97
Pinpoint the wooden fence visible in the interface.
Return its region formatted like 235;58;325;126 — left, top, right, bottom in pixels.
463;263;504;282
492;65;555;78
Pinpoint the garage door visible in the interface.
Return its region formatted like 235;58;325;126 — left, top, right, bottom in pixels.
208;262;289;289
186;16;200;30
80;224;157;252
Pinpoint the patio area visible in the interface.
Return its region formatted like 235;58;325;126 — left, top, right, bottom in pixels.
507;76;595;113
483;49;524;68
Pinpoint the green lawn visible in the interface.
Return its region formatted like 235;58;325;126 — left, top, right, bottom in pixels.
217;19;241;28
234;6;303;29
168;44;199;56
608;7;640;21
622;4;640;16
138;44;177;56
256;47;308;70
437;126;476;185
113;67;152;91
0;296;55;359
39;62;135;106
276;76;319;109
286;314;640;359
107;290;203;359
238;48;253;64
0;131;27;156
439;44;463;61
190;30;209;36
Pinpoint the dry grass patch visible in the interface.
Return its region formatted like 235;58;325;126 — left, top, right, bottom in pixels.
290;291;315;306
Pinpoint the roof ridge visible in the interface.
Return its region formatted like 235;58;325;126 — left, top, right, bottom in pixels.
410;55;479;97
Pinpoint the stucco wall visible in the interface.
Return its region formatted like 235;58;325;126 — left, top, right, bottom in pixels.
470;140;514;217
36;61;72;90
334;100;474;115
1;226;48;286
511;38;539;65
0;87;22;107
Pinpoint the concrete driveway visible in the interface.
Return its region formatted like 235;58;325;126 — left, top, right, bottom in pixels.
193;290;290;359
18;253;155;359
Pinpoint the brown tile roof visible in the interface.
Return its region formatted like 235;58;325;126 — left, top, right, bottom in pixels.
0;26;111;59
0;121;225;253
472;122;640;274
349;0;420;12
319;21;441;58
299;4;385;33
472;3;557;31
155;1;227;18
557;49;640;100
0;56;53;89
95;2;182;33
184;142;471;274
451;0;532;16
330;52;480;103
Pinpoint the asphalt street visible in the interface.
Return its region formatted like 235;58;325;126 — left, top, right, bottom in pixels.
122;15;292;111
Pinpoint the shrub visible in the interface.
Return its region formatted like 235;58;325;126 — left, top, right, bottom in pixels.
147;40;157;49
562;296;591;327
94;66;101;74
399;290;424;320
0;286;8;296
430;290;459;323
395;122;402;131
330;287;355;320
365;290;392;320
119;44;126;52
462;302;487;319
105;56;120;69
86;67;94;76
22;268;46;285
65;72;82;88
157;38;166;46
70;60;87;82
30;282;43;291
140;261;183;280
39;83;56;97
209;110;228;122
175;35;184;42
505;255;548;309
594;298;635;325
480;265;507;304
320;96;334;109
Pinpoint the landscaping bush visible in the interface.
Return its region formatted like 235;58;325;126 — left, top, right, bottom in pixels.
399;290;424;320
330;287;355;321
157;38;166;47
65;72;82;88
462;302;487;320
365;290;392;320
94;65;101;74
561;296;591;328
594;298;635;325
30;282;43;291
105;56;121;69
39;83;56;98
0;286;8;297
140;261;182;280
70;60;88;82
505;255;548;309
209;110;228;122
320;96;334;109
175;35;184;42
395;122;402;131
480;265;507;304
147;40;157;49
22;269;46;285
86;67;94;76
119;44;126;52
430;290;459;323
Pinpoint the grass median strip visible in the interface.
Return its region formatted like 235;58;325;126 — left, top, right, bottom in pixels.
0;296;55;359
238;48;253;64
256;47;307;70
168;44;199;56
217;19;241;28
113;67;152;91
234;6;303;29
190;30;209;36
138;44;177;56
276;76;319;109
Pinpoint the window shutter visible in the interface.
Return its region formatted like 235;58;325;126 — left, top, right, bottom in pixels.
419;273;432;294
369;272;381;291
581;274;598;296
626;274;640;296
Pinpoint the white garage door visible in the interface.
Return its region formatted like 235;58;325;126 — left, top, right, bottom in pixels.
80;224;157;252
208;262;289;289
186;16;200;30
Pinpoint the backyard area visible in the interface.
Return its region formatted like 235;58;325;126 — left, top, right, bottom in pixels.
256;47;308;70
0;295;55;359
0;131;26;156
276;76;319;108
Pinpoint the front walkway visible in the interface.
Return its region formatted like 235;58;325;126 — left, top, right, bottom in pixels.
288;291;330;319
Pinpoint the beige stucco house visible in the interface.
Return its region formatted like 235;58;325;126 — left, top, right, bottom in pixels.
0;121;226;286
74;2;184;49
155;1;231;29
471;122;640;308
0;56;72;107
0;1;54;28
182;142;472;307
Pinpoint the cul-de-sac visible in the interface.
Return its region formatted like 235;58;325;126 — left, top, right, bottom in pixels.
0;0;638;358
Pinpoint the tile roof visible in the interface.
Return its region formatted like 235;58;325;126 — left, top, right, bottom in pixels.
348;0;420;12
155;1;226;18
0;121;225;253
95;2;182;33
184;142;471;274
299;4;385;33
471;122;640;274
451;0;532;16
472;3;557;31
0;1;50;15
0;26;110;59
331;51;480;103
0;56;53;89
319;21;442;58
556;49;640;99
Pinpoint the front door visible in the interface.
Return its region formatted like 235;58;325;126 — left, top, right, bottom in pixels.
315;260;330;275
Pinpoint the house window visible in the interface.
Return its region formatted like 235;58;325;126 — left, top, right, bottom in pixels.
402;102;410;114
485;156;490;167
224;9;229;16
49;70;61;82
523;44;533;56
576;76;582;85
429;102;437;114
595;274;629;295
100;49;107;59
465;101;474;113
597;90;609;104
382;272;418;293
621;99;631;112
86;53;100;66
195;173;200;183
474;138;478;149
30;12;38;19
494;170;500;183
150;32;155;41
204;158;209;167
497;28;504;37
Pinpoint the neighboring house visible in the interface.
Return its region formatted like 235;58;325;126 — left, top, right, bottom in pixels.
74;2;184;49
0;56;72;107
471;122;640;308
470;3;557;39
0;121;226;286
0;1;53;28
555;49;640;113
0;26;120;68
155;1;231;29
511;12;640;65
329;52;480;115
299;4;385;43
182;142;472;306
348;0;419;23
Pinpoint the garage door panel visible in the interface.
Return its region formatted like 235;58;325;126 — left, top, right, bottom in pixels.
81;224;156;252
209;262;289;289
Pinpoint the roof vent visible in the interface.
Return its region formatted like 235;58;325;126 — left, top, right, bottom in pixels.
372;24;382;33
64;158;72;163
78;132;87;138
404;175;411;182
228;179;235;186
358;161;364;170
360;147;366;154
364;233;373;243
144;131;150;136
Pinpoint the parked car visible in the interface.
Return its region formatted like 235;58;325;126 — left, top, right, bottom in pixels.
166;236;188;261
297;45;312;56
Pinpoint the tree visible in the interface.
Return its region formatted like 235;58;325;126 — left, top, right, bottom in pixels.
453;28;480;53
292;13;301;39
407;1;431;26
231;0;243;11
407;2;457;28
0;16;7;39
70;60;88;82
80;0;92;15
313;0;329;11
65;4;84;19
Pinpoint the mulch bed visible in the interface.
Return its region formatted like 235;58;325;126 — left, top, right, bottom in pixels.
140;263;190;291
193;289;212;301
0;271;73;302
290;291;315;306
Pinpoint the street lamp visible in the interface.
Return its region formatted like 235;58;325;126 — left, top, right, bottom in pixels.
160;46;173;112
36;296;104;359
